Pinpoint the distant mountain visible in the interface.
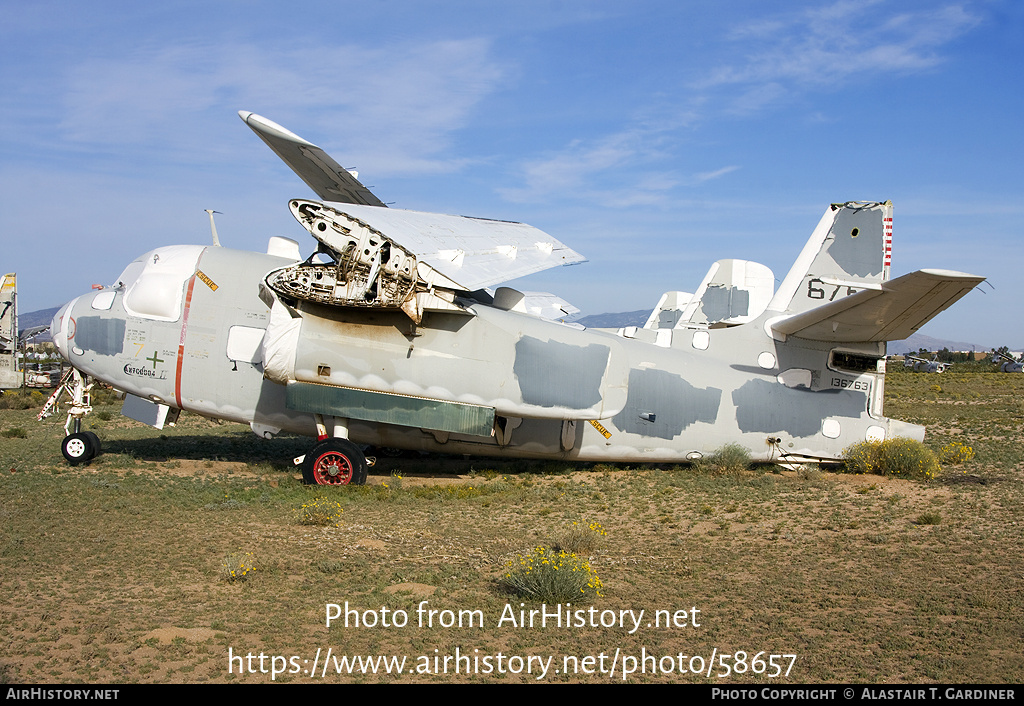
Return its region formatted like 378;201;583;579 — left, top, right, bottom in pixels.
18;306;58;341
884;333;992;355
576;310;994;353
19;306;59;330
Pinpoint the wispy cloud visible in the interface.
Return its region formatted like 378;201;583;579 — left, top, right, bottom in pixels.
496;122;721;207
694;166;740;183
699;2;981;112
57;38;504;175
499;2;981;206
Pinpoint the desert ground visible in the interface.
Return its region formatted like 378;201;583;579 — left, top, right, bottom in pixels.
0;367;1021;683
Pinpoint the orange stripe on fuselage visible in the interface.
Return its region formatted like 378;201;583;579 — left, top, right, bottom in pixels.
174;274;198;409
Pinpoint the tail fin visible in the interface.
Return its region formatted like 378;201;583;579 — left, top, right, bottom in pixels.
768;201;891;316
766;201;983;343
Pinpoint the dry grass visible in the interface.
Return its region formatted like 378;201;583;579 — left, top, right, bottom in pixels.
0;370;1022;683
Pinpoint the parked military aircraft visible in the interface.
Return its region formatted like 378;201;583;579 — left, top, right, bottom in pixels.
42;112;984;482
904;355;951;373
992;352;1023;373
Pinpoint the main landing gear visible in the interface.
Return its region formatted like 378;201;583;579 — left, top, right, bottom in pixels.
302;438;369;486
298;415;373;485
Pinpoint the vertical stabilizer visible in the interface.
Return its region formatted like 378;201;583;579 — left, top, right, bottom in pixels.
0;273;18;389
768;201;892;316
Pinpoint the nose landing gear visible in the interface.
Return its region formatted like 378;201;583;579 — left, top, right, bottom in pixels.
61;431;102;466
41;368;102;466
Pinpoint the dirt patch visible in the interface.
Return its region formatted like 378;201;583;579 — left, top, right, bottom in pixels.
144;627;218;644
383;583;437;598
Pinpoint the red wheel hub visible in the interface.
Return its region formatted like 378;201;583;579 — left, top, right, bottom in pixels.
312;450;354;485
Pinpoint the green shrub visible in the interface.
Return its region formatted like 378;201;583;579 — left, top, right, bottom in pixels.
552;520;607;555
939;442;975;465
501;547;603;600
0;391;36;410
222;552;256;583
695;443;752;476
313;559;346;574
842;437;940;480
296;497;344;526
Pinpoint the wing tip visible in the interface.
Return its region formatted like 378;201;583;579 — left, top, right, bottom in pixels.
238;110;315;147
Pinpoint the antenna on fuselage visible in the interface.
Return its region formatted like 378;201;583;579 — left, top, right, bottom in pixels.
205;209;222;246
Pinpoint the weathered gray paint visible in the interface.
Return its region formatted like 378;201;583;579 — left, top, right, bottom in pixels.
287;381;495;436
513;336;608;409
74;317;125;356
612;368;722;440
700;284;750;322
827;207;884;278
732;378;866;437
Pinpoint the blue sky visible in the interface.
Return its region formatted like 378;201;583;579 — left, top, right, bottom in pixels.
2;0;1021;347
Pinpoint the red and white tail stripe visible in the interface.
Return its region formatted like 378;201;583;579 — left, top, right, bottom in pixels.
883;215;892;277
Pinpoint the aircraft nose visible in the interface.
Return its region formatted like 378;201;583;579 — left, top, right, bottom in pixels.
51;296;80;360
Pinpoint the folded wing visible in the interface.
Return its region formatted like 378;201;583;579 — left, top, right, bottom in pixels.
239;111;386;207
242;111;586;294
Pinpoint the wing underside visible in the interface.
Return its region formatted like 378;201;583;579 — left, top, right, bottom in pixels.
321;202;586;291
240;111;386;207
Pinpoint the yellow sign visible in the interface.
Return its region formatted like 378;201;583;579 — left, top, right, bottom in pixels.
196;270;218;291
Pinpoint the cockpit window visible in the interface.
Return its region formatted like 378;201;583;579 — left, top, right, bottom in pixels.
119;246;204;322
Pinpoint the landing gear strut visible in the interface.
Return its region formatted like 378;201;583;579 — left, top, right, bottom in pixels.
40;368;102;465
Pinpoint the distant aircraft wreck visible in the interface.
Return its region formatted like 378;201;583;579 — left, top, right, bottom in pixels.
1;273;18;390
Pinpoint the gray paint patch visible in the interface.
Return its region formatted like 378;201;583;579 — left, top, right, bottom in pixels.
700;284;750;322
613;368;722;440
74;316;125;356
826;208;883;278
514;336;608;409
732;378;866;437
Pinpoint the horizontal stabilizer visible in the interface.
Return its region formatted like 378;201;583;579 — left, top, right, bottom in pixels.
239;111;386;207
772;269;984;342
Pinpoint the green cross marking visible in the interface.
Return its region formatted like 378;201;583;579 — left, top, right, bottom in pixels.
146;351;164;369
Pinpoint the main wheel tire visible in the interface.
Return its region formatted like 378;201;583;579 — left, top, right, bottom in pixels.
302;438;368;486
61;432;96;466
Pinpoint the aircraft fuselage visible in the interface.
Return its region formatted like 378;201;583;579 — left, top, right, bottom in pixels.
51;243;920;465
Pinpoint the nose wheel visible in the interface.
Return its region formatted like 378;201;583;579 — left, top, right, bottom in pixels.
61;431;102;466
302;438;368;485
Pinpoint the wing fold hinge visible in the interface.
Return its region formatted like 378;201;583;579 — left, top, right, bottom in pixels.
265;200;466;323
